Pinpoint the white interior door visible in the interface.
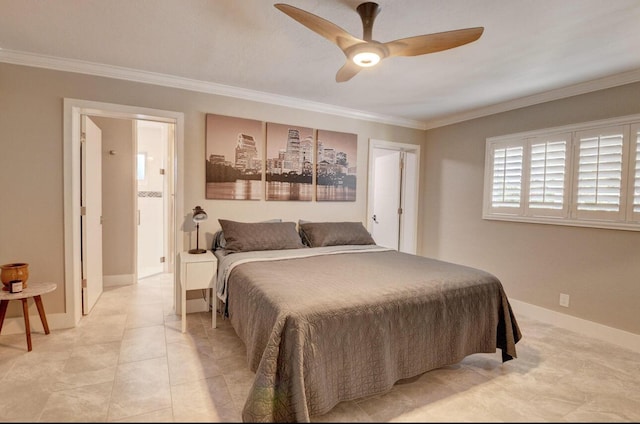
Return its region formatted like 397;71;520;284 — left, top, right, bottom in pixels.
368;139;420;254
136;121;168;279
371;149;402;249
81;115;104;314
399;151;418;254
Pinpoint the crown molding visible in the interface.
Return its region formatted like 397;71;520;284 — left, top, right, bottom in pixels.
423;68;640;129
2;49;639;132
0;49;427;130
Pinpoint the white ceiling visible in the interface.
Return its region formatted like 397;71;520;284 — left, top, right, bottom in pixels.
2;0;640;129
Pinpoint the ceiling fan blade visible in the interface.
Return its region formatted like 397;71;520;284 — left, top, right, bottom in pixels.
335;61;362;83
384;27;484;57
274;3;363;53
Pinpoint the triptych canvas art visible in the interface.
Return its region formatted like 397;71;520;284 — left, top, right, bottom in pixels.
205;113;357;201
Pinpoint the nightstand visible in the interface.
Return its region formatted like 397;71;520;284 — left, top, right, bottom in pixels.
178;251;217;333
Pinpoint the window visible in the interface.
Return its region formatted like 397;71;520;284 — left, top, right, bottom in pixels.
137;153;146;181
491;144;523;210
529;140;566;210
574;126;625;220
528;134;570;218
631;124;640;221
483;115;640;231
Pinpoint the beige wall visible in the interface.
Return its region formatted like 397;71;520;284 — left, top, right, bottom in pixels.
1;61;638;336
423;82;640;335
0;62;423;317
91;116;136;277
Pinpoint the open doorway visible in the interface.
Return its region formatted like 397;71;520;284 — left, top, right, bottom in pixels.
90;117;174;286
63;99;184;324
136;120;173;280
367;139;420;254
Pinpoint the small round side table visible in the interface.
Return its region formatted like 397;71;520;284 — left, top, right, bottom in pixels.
0;282;57;351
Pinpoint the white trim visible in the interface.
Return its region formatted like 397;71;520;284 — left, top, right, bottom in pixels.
483;214;640;232
424;68;640;129
3;49;640;131
487;113;640;143
510;299;640;353
0;303;203;336
63;99;184;329
483;114;640;231
3;298;636;356
0;49;425;130
0;312;73;335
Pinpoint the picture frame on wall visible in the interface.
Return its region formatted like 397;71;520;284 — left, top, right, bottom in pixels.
205;113;263;200
316;129;357;201
265;122;314;201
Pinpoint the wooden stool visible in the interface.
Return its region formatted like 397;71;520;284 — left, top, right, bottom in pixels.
0;282;57;351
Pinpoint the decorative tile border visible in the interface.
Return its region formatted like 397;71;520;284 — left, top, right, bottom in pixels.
138;191;163;198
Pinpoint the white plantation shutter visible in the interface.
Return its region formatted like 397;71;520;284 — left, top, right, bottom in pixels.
484;116;640;231
528;136;568;216
491;144;523;211
575;126;625;220
631;126;640;219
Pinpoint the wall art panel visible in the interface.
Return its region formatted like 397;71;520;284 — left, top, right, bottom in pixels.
316;129;357;201
265;122;314;201
205;114;263;200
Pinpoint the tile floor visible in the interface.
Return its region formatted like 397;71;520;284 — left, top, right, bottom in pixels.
0;273;639;422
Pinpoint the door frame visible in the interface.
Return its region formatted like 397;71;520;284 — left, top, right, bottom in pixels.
367;139;420;254
63;98;184;326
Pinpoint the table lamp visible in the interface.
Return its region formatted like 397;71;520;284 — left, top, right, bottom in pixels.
188;206;208;254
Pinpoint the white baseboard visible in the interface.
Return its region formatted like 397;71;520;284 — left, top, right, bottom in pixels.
510;299;640;353
0;299;208;336
2;295;636;354
103;274;135;287
0;311;75;335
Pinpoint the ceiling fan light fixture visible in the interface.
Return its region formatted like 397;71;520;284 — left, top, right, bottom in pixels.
352;51;380;67
274;2;484;82
348;42;387;68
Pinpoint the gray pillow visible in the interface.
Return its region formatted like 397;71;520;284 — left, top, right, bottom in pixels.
212;218;282;250
299;221;375;247
218;219;306;253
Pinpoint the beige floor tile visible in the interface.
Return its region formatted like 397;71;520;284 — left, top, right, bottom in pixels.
171;375;240;422
125;302;166;329
0;379;52;422
39;381;113;422
0;273;638;422
166;338;223;386
107;356;172;421
119;325;167;364
110;407;175;422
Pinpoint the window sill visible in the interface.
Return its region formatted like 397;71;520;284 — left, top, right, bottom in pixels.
482;213;640;232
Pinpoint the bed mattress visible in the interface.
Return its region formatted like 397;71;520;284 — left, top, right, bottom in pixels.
215;245;521;422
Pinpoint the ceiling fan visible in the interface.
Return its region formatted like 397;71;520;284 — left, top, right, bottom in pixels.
274;2;484;82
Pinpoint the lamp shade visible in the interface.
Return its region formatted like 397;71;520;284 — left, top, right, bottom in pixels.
188;206;208;254
192;206;208;223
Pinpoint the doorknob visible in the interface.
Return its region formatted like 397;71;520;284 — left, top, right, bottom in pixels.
372;214;379;223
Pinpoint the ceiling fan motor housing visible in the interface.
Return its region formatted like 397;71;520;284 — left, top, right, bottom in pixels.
356;2;381;41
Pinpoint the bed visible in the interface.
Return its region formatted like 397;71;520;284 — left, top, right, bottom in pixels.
213;219;522;423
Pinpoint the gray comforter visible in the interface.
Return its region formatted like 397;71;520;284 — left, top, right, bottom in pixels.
216;246;521;422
